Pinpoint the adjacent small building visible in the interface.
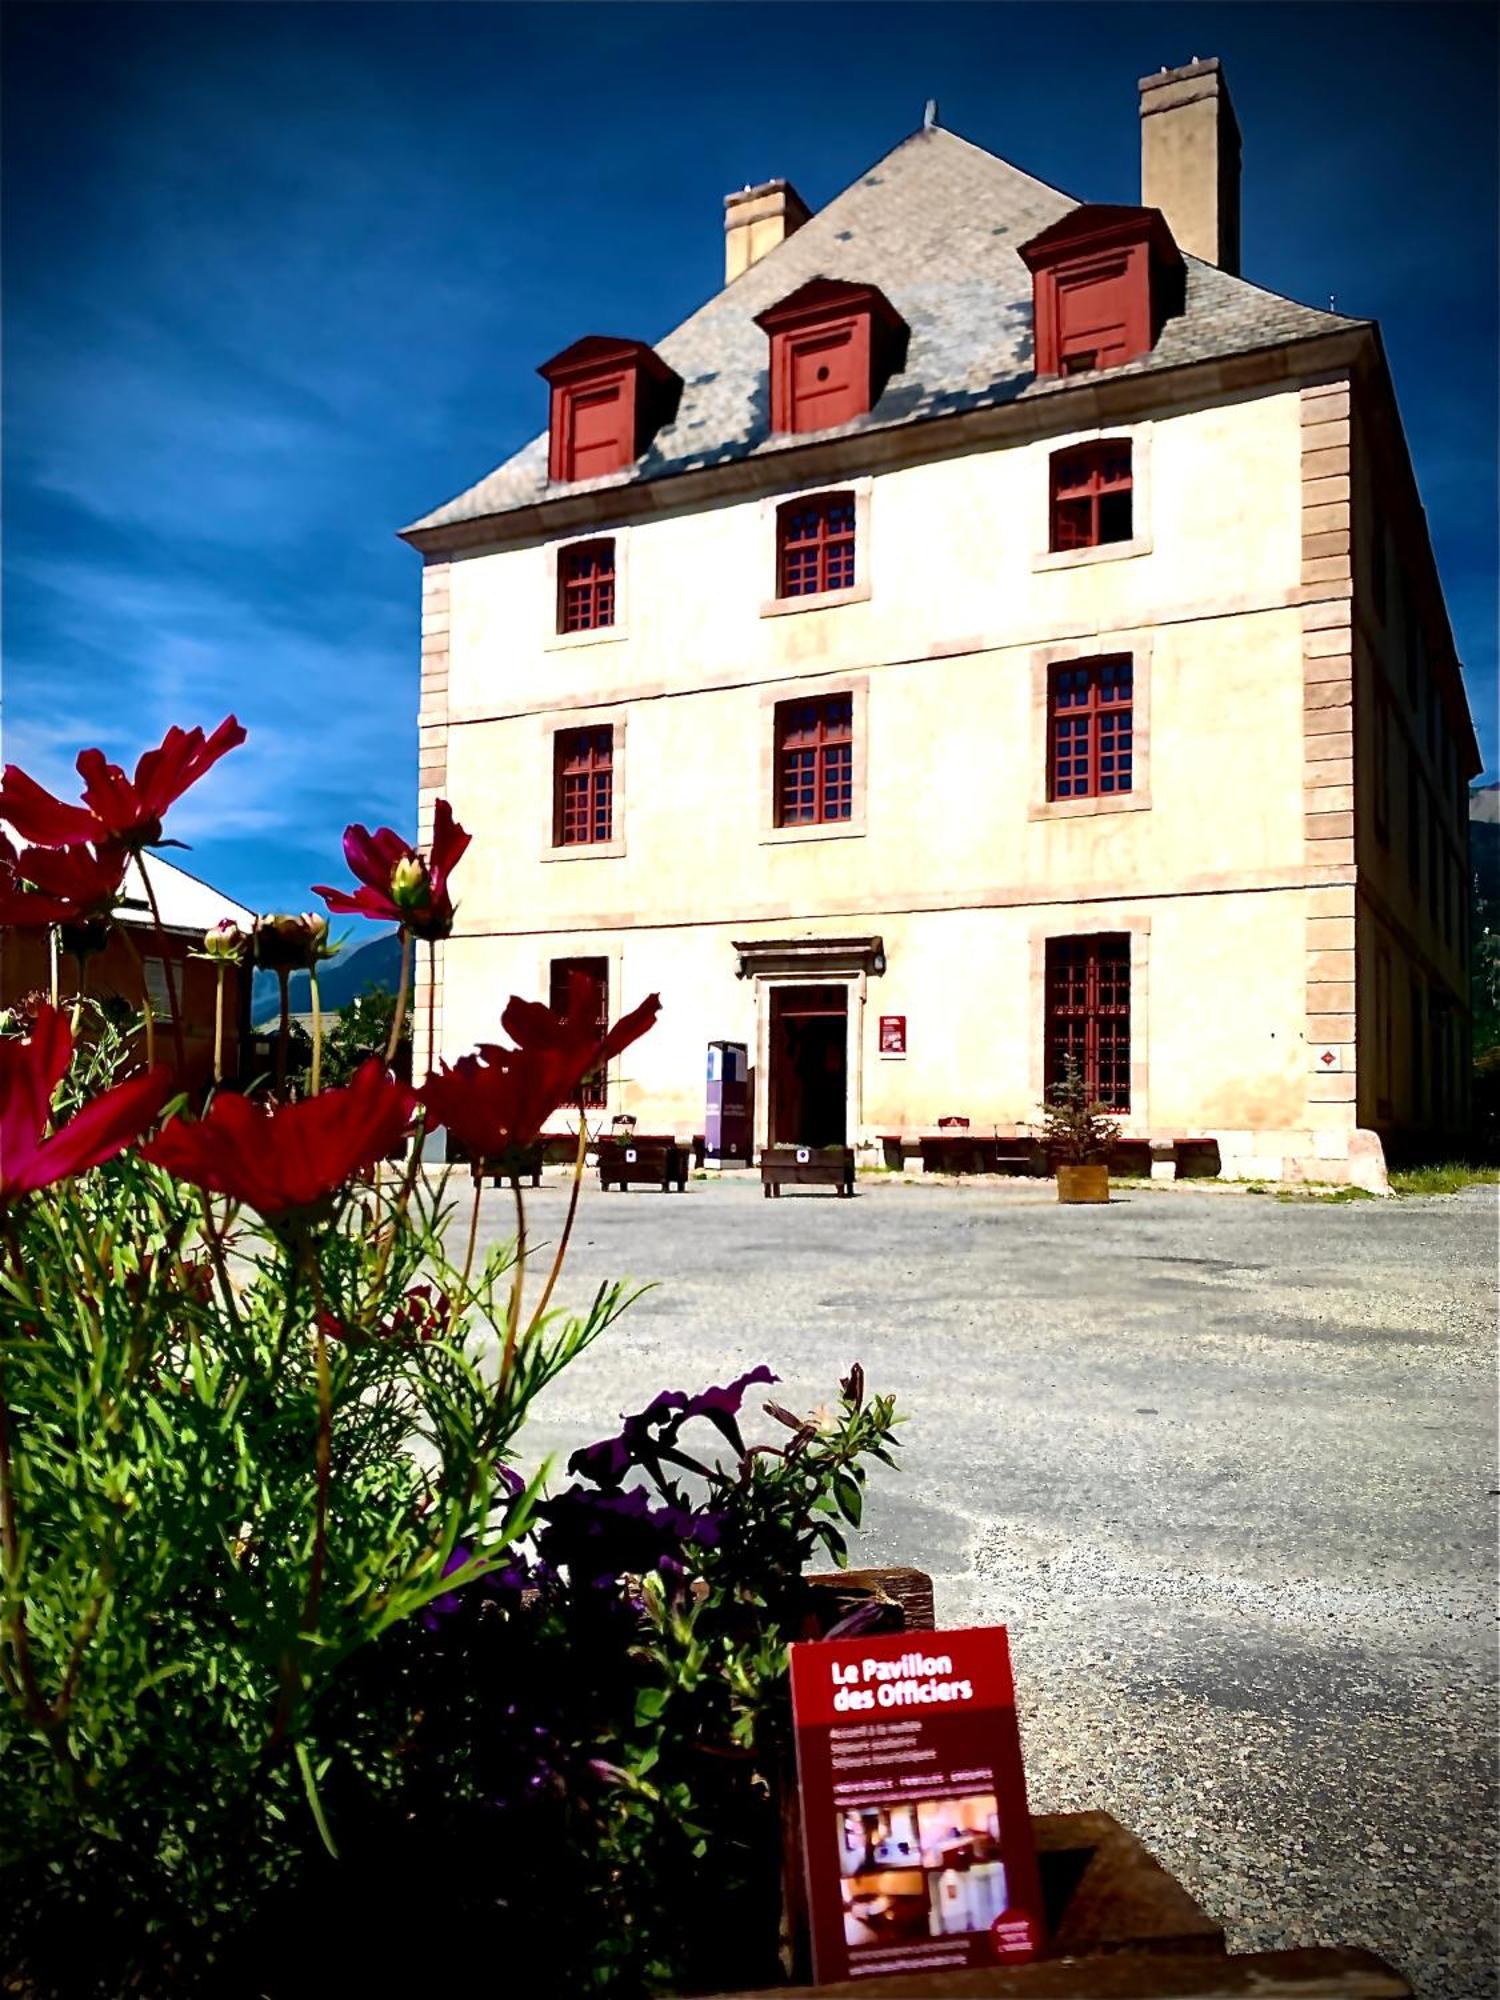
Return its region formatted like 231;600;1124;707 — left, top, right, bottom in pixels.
0;854;253;1094
401;60;1481;1182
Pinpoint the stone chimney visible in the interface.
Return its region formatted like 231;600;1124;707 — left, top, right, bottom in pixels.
1138;58;1241;274
723;179;810;285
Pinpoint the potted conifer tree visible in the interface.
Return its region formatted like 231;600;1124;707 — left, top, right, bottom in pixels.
1043;1057;1121;1205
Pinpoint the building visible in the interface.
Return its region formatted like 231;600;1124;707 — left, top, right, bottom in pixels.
401;60;1481;1183
0;853;253;1094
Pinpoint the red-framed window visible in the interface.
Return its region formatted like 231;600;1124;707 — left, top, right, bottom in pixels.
1045;934;1131;1112
1048;657;1133;800
1050;442;1133;551
775;694;854;826
776;492;856;598
558;540;616;633
553;725;614;846
549;956;609;1107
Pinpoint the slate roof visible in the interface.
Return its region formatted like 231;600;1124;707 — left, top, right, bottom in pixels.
404;124;1365;539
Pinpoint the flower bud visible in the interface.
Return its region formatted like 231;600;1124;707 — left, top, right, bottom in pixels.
389;851;431;915
202;918;245;962
253;912;328;973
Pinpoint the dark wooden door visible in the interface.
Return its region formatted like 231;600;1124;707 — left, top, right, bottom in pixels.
770;986;847;1147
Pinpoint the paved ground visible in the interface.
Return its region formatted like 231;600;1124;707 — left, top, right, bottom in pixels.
458;1174;1499;1998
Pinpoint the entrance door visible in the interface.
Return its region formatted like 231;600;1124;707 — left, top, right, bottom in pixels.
770;985;847;1147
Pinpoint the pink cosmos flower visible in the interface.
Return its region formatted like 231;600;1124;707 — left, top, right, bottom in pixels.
0;1005;170;1207
313;799;470;943
0;718;246;851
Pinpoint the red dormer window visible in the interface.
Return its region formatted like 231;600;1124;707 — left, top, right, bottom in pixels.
1019;206;1184;380
754;278;908;435
538;337;682;485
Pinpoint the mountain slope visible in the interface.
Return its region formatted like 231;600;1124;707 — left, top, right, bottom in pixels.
251;929;402;1023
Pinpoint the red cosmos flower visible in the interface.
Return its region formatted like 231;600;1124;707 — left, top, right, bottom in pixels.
0;835;129;927
313;799;470;942
423;976;660;1158
142;1058;415;1220
0;1005;170;1207
0;717;246;851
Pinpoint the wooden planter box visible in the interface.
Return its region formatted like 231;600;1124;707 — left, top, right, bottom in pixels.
1057;1164;1110;1204
458;1141;544;1188
761;1146;856;1198
596;1135;690;1193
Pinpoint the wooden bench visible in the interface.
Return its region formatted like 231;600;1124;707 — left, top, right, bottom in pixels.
450;1140;544;1188
760;1145;855;1197
596;1135;690;1193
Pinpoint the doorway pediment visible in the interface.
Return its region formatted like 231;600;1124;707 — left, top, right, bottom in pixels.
732;935;885;980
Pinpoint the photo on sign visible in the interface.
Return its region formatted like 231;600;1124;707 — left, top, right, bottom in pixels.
835;1792;1008;1947
838;1869;928;1947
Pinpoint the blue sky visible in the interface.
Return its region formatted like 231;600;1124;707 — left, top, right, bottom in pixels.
3;2;1495;913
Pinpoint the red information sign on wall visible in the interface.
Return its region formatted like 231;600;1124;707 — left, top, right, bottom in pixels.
878;1014;907;1056
790;1626;1043;1984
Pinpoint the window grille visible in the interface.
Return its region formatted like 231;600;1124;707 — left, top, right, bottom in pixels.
1045;934;1131;1112
1050;441;1133;550
554;726;614;846
775;694;854;825
776;493;857;598
1048;658;1133;800
558;540;616;632
549;956;609;1107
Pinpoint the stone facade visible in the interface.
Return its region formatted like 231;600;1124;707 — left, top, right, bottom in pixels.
403;116;1479;1183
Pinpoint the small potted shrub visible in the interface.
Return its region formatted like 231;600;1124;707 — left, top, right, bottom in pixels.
1043;1058;1120;1204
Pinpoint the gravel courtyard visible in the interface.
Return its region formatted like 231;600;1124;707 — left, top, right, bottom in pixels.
463;1174;1498;1998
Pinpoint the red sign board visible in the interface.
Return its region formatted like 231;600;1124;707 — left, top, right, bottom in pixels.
879;1014;907;1055
790;1626;1044;1984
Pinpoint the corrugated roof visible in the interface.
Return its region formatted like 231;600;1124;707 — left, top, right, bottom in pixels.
405;123;1364;538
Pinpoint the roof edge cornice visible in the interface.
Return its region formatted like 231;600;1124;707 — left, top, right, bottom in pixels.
399;324;1374;559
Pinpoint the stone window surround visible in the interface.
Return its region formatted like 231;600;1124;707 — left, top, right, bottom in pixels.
539;707;629;862
1028;628;1153;822
758;670;870;846
542;527;631;651
759;476;874;617
1028;915;1151;1133
1031;422;1153;572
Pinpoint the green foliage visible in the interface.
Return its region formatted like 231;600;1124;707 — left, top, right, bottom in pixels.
320;983;412;1088
1041;1055;1121;1165
1388;1159;1499;1196
304;1368;902;1997
0;1007;628;1990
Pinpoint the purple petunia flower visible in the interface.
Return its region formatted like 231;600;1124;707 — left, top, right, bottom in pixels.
568;1365;780;1490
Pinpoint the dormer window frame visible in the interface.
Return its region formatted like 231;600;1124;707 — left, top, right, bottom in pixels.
538;337;682;486
754;279;908;436
1019;206;1184;383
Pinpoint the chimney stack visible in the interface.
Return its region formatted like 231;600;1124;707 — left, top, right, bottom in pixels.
723;179;810;285
1138;58;1241;274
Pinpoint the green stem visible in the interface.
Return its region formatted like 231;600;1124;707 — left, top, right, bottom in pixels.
113;920;155;1071
426;937;437;1082
134;851;188;1077
275;969;290;1096
525;1117;587;1336
213;962;226;1088
459;1175;483;1297
309;963;323;1096
385;929;412;1069
496;1177;527;1399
